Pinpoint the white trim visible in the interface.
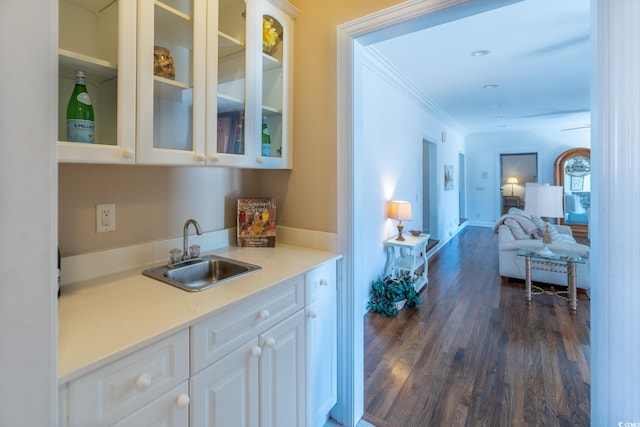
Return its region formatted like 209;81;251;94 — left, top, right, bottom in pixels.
364;47;467;135
592;0;640;422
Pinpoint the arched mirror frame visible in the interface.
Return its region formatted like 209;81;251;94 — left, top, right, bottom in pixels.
554;147;591;237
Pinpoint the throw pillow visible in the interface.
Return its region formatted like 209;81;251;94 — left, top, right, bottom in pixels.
530;216;562;241
506;209;542;238
504;218;530;240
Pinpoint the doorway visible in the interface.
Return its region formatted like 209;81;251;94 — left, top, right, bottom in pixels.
499;153;537;214
458;152;466;225
422;139;438;236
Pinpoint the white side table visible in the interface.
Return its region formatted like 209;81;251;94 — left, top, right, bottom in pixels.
383;233;430;292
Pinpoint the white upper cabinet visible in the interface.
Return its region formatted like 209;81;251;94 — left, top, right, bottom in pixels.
58;0;137;163
136;0;207;165
209;0;298;168
57;0;297;168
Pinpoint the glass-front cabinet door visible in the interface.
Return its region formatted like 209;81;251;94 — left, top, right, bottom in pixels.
137;0;207;165
58;0;136;163
243;0;297;169
206;0;248;167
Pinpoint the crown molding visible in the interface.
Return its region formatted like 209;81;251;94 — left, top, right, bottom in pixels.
364;46;468;136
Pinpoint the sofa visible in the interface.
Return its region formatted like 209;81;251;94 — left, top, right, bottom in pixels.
494;208;590;289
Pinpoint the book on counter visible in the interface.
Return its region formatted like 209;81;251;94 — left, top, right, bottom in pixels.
237;198;276;247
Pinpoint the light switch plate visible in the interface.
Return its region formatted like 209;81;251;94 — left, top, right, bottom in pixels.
96;203;116;233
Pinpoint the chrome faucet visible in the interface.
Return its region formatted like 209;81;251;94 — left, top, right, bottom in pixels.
182;219;203;261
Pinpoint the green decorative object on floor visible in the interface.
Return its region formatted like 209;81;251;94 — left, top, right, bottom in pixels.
367;273;420;316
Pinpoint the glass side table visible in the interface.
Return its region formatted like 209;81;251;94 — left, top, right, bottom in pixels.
516;248;585;311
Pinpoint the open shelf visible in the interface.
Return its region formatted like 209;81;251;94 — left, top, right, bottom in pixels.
59;49;117;83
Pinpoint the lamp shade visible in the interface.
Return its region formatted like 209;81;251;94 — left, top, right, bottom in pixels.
506;176;519;185
524;183;564;219
388;200;412;221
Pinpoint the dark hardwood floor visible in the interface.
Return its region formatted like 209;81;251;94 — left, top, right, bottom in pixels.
363;226;590;427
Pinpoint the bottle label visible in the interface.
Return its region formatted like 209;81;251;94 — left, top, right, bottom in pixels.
262;143;271;156
67;119;95;143
76;92;92;105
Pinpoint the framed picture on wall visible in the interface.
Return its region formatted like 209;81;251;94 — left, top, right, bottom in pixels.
444;165;454;190
571;176;584;191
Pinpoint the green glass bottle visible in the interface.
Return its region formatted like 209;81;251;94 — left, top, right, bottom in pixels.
66;70;95;143
261;116;271;157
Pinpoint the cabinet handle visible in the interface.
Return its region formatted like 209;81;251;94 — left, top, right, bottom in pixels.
265;337;276;347
259;309;270;320
208;154;220;162
176;393;190;409
308;310;318;319
195;153;206;162
135;373;152;390
320;279;328;287
256;157;263;164
251;346;262;357
121;148;133;159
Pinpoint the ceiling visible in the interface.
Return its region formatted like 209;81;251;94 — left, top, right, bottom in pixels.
370;0;591;136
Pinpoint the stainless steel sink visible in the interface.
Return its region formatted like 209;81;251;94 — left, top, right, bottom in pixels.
143;254;261;292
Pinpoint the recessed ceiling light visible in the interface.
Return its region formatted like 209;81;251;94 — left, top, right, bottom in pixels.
471;50;491;56
484;84;498;89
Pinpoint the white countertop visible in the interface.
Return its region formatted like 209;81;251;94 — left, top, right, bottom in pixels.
58;244;341;384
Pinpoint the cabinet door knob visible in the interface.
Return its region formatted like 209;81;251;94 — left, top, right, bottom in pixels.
251;346;262;357
259;309;270;320
255;157;263;164
265;337;276;347
135;373;152;390
121;148;133;159
195;153;206;162
176;393;190;409
308;310;318;319
208;154;220;162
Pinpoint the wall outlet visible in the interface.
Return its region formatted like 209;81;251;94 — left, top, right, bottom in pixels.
96;203;116;233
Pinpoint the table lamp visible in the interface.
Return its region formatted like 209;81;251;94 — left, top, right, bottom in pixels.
524;183;564;254
388;200;412;241
506;176;518;196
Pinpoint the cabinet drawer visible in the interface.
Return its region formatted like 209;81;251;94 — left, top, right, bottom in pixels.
191;275;304;374
112;381;190;427
67;329;189;427
305;262;336;304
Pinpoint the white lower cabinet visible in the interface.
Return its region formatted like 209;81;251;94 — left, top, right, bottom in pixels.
305;263;338;427
59;260;338;427
191;310;305;427
62;329;189;427
191;338;260;427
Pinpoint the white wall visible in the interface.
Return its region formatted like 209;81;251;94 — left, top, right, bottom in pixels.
355;49;465;314
0;0;58;424
465;128;590;225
